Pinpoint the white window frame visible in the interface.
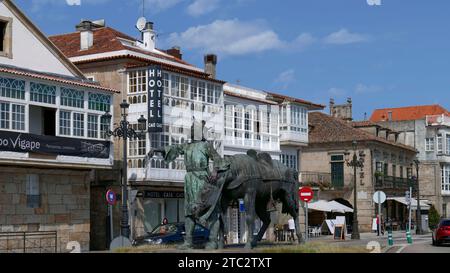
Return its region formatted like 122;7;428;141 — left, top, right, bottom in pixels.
425;137;435;152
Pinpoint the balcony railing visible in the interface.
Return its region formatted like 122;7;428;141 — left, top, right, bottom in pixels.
299;172;349;190
375;176;417;191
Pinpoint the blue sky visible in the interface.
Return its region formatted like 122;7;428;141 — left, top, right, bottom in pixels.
14;0;450;120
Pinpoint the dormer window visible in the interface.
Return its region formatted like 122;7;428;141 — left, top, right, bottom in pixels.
0;16;12;58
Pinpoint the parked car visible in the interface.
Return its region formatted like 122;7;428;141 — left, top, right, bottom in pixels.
432;219;450;246
132;222;210;246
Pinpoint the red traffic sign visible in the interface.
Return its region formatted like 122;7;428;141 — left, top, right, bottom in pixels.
106;189;117;205
299;187;314;203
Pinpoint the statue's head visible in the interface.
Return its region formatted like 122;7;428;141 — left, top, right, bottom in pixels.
190;117;207;142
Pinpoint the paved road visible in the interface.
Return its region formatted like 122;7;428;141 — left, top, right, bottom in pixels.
399;241;450;253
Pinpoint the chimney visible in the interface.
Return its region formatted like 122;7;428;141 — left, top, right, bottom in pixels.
166;46;182;59
142;22;156;51
204;54;217;79
329;98;335;115
76;20;94;50
330;98;353;122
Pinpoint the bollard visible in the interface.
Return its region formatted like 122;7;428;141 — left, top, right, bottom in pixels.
388;230;394;246
406;230;413;244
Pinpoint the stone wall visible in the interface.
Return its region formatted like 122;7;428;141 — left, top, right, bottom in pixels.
0;166;91;253
299;146;376;232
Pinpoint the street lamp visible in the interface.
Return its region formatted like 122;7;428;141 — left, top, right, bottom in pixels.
102;100;147;239
344;140;365;240
412;159;423;235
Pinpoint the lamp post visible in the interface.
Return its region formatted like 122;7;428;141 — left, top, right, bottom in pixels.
102;100;147;239
412;159;422;235
344;140;365;240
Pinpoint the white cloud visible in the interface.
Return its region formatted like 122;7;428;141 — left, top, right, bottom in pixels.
323;28;370;45
30;0;112;11
167;19;284;56
187;0;220;17
143;0;185;13
274;69;296;89
66;0;81;5
281;33;317;52
328;87;347;97
354;84;383;94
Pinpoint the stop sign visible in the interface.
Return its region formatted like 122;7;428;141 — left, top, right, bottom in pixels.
299;186;314;203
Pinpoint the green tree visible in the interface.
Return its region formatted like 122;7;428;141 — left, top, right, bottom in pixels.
428;204;440;229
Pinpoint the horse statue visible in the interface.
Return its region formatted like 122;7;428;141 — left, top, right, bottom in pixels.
195;150;303;249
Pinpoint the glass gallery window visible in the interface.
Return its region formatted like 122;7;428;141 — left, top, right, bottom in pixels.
442;165;450;193
0;101;25;131
30;82;56;104
87;114;98;138
128;70;147;93
59;111;71;136
425;137;435;152
0;77;25;100
88;92;111;112
72;112;84;137
61;87;84;108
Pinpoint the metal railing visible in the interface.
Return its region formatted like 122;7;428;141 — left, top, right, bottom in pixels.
299;172;348;190
0;231;57;253
375;176;417;191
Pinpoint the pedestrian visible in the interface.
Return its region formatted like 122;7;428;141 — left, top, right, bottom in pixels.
376;215;380;236
288;218;296;241
162;217;168;225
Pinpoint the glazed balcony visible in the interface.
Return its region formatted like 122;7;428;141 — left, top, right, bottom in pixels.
279;128;308;146
128;157;186;183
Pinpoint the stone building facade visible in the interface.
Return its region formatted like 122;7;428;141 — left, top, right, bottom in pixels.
0;167;91;252
0;0;115;252
370;105;450;219
300;111;417;232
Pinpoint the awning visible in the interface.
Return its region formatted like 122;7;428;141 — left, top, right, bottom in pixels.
328;200;354;213
387;197;430;210
308;200;353;213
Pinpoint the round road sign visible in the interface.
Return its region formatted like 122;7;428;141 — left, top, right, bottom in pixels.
106;189;117;205
299;187;314;203
373;191;386;204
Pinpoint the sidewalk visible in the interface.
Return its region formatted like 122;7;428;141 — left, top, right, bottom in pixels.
304;230;432;252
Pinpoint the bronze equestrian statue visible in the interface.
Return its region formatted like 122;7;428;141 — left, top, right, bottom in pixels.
147;120;229;250
196;150;304;249
148;120;303;250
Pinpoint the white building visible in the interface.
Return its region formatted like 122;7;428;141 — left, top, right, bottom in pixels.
50;16;325;245
0;0;115;252
223;83;324;243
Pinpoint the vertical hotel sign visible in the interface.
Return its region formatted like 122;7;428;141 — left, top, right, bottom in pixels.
148;65;163;132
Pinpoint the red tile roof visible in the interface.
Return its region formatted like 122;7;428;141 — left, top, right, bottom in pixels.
224;90;278;105
126;62;226;84
370;105;450;122
266;92;325;110
0;65;119;93
309;112;416;152
48;27;194;67
352;120;381;128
